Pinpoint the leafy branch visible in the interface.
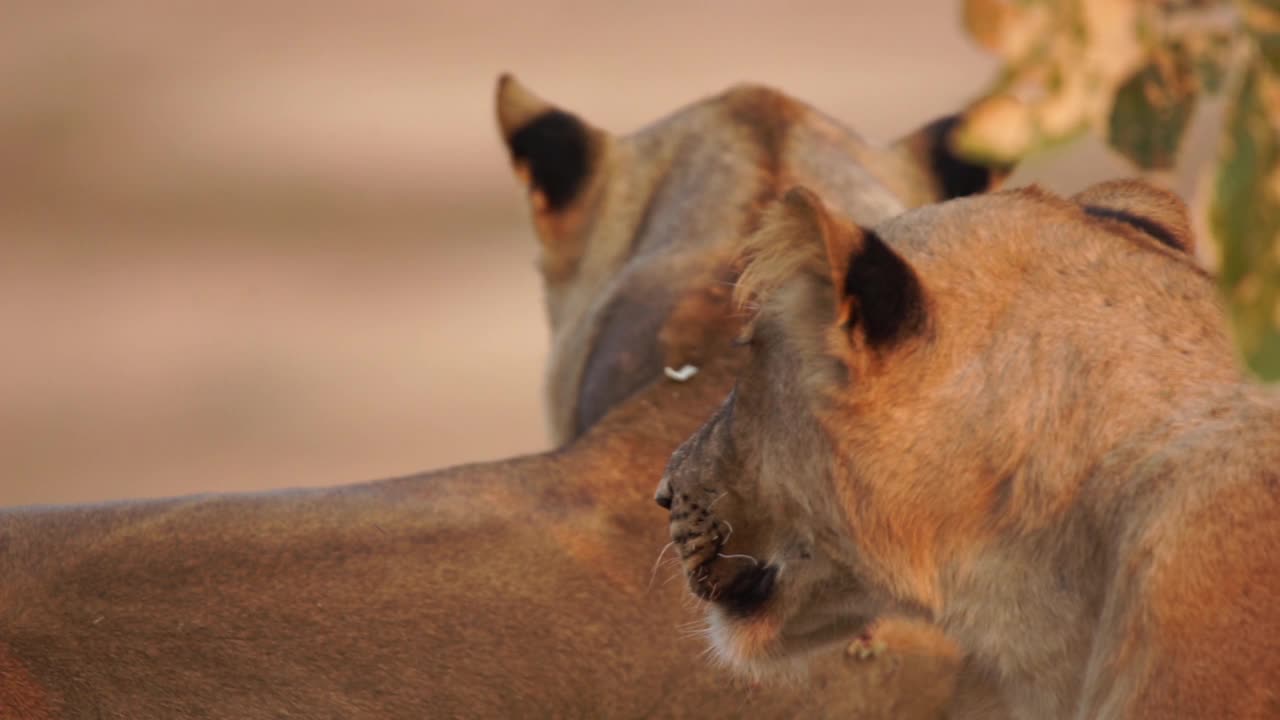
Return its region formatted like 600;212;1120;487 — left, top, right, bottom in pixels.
958;0;1280;379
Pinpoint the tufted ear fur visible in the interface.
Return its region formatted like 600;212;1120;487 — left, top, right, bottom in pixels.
737;186;925;348
890;114;1015;201
495;74;606;213
1071;179;1195;255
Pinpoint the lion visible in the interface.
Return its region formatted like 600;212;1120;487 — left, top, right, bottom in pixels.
656;180;1280;718
0;78;1008;718
496;74;1010;443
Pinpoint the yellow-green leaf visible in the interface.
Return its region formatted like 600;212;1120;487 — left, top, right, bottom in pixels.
1107;55;1199;170
1210;60;1280;379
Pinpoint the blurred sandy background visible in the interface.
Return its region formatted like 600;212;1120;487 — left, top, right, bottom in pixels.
1;1;1217;505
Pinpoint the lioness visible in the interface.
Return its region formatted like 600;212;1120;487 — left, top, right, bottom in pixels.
496;75;1008;442
0;79;1005;718
657;181;1280;718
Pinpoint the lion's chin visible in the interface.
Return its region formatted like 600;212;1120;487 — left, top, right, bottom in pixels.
704;604;871;678
705;606;785;669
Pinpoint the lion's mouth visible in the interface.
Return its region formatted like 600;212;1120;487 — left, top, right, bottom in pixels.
710;562;778;616
687;544;779;616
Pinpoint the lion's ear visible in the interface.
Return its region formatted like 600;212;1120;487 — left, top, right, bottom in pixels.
776;187;858;310
495;74;606;213
762;187;926;347
890;114;1015;203
838;226;926;347
1072;180;1195;255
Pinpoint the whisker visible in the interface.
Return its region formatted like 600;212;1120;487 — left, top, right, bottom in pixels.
677;624;709;639
718;519;733;544
647;541;676;593
716;552;761;566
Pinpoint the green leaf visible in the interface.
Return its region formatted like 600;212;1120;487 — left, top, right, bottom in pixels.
1257;32;1280;75
1248;0;1280;74
1209;61;1280;380
1107;55;1199;170
1191;33;1235;94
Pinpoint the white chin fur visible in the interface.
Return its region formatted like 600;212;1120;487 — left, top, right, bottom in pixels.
705;611;745;668
704;609;814;683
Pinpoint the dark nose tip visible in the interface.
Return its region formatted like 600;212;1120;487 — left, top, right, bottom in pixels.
654;477;673;510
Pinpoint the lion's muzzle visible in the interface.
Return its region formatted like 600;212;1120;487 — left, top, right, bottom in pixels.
654;474;674;510
661;473;777;616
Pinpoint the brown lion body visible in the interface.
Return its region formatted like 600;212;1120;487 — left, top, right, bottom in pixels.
0;355;780;718
0;79;1006;718
659;181;1280;718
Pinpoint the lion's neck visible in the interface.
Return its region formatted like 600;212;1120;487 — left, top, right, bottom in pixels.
567;350;743;488
931;380;1276;718
937;513;1109;719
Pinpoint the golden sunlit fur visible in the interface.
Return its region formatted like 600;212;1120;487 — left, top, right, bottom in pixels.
660;180;1280;718
0;79;1012;718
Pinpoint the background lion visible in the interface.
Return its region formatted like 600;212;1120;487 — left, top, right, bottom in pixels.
658;180;1280;718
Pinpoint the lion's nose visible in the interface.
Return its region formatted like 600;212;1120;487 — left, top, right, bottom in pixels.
654;475;673;510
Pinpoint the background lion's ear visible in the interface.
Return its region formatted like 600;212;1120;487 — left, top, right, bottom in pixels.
1071;180;1195;255
889;113;1015;204
495;74;606;213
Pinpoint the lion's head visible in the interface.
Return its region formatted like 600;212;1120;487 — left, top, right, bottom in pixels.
495;75;1012;443
656;179;1237;672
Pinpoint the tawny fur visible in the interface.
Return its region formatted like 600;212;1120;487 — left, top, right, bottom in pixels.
497;75;1008;443
661;180;1280;719
0;78;1009;718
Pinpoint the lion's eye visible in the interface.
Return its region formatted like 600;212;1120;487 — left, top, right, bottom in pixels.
733;317;761;348
732;331;761;349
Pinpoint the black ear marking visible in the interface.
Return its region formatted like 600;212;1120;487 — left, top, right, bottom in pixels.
507;111;592;211
923;115;1013;200
1071;180;1195;255
1083;206;1185;253
843;231;925;345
